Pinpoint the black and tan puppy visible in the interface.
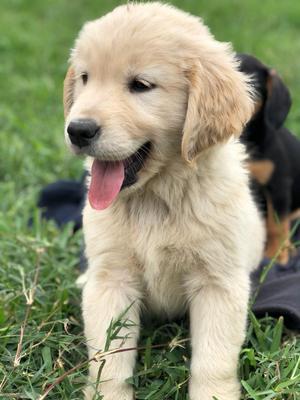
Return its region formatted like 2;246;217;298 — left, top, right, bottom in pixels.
238;53;300;264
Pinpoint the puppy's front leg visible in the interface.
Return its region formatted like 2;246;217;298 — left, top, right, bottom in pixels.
83;267;141;400
189;275;249;400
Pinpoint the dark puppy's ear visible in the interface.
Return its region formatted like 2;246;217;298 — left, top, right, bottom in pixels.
265;69;291;129
63;67;75;118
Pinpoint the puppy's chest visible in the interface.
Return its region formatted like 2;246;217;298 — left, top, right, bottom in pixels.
126;193;205;315
133;219;200;316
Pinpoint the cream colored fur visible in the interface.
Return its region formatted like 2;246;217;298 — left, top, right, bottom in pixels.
64;3;265;399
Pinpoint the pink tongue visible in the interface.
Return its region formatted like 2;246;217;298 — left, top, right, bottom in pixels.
88;159;125;210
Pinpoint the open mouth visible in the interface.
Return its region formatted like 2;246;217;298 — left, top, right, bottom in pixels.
122;141;152;189
88;141;151;210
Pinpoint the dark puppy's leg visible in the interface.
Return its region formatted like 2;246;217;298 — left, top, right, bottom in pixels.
265;198;289;264
265;179;292;264
247;160;292;264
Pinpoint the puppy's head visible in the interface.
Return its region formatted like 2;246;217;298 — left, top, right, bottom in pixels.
64;3;253;210
238;53;291;132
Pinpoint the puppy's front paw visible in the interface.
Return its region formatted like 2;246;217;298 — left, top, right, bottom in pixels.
84;381;134;400
189;378;240;400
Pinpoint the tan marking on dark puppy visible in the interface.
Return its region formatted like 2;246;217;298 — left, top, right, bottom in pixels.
247;159;274;185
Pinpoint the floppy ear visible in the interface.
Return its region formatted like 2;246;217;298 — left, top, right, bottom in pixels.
181;52;254;162
63;67;75;118
265;69;291;130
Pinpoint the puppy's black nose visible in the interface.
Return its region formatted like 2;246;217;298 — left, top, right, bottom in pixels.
67;119;100;148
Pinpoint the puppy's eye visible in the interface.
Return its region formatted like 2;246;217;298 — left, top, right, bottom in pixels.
81;72;88;85
129;78;155;93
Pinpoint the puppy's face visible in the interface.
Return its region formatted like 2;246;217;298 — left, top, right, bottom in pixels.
64;3;254;210
65;18;188;199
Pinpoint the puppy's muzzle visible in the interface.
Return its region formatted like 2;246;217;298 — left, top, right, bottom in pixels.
67;118;100;148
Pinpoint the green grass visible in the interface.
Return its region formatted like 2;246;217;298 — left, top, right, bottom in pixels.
1;0;300;399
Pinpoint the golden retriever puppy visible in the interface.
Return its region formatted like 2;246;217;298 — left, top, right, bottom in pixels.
63;3;265;399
